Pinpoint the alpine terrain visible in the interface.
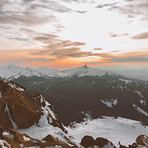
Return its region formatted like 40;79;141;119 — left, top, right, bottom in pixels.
0;65;148;148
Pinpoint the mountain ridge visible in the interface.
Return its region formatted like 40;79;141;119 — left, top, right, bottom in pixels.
0;64;118;79
1;64;148;82
0;79;79;147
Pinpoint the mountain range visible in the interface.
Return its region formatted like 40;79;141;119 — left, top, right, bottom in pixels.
0;65;148;126
0;77;148;148
0;64;111;79
0;64;148;81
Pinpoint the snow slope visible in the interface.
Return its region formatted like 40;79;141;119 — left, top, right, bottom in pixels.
68;117;148;147
19;95;80;147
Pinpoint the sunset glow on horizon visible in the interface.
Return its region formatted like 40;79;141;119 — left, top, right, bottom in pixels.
0;0;148;68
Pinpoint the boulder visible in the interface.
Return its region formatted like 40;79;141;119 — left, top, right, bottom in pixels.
95;137;116;148
81;135;95;148
136;135;148;147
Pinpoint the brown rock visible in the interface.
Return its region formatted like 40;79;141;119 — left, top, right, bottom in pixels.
0;80;41;129
136;135;148;147
119;144;128;148
95;137;108;147
81;135;95;148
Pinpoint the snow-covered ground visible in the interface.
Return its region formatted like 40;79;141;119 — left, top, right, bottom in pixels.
67;117;148;147
19;125;79;147
19;98;80;147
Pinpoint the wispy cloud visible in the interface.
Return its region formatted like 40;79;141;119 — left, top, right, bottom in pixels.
0;0;147;67
131;32;148;40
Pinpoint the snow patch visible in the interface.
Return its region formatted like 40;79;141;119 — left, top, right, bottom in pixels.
43;101;56;120
134;90;146;106
118;85;124;92
0;91;2;98
8;83;24;92
4;103;18;129
3;131;14;140
101;98;118;108
0;139;10;148
133;104;148;117
119;79;132;84
23;135;31;142
140;99;146;106
135;90;144;98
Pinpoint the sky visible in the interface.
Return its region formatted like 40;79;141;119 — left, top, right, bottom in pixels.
0;0;148;68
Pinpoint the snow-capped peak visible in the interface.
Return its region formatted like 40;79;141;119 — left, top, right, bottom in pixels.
59;64;110;77
0;64;59;79
0;64;113;79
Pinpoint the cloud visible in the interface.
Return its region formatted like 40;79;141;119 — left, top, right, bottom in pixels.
0;48;148;68
112;56;148;63
96;0;148;21
116;0;148;19
109;50;148;63
93;48;103;51
131;32;148;40
0;0;71;47
0;0;147;68
31;38;90;59
96;2;119;9
109;33;129;38
0;49;50;66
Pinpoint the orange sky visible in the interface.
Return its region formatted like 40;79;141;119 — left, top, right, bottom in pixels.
0;0;148;68
0;49;148;69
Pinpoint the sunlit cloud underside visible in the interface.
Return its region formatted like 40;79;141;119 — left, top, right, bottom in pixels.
0;0;148;68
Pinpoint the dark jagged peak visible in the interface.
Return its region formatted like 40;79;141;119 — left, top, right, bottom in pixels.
61;65;109;77
82;64;88;69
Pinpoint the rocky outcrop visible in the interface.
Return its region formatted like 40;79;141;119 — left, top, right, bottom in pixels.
95;137;116;148
0;80;66;131
0;80;41;129
0;80;77;147
136;135;148;147
81;136;95;148
80;135;148;148
0;127;77;148
81;135;116;148
128;135;148;148
119;135;148;148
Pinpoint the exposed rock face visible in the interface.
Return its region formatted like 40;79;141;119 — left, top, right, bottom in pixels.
0;127;39;148
136;135;148;147
0;80;77;147
120;145;128;148
0;80;66;131
0;80;41;129
41;134;77;148
0;127;77;148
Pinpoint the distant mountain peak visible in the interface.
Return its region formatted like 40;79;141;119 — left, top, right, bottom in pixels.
82;64;88;69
